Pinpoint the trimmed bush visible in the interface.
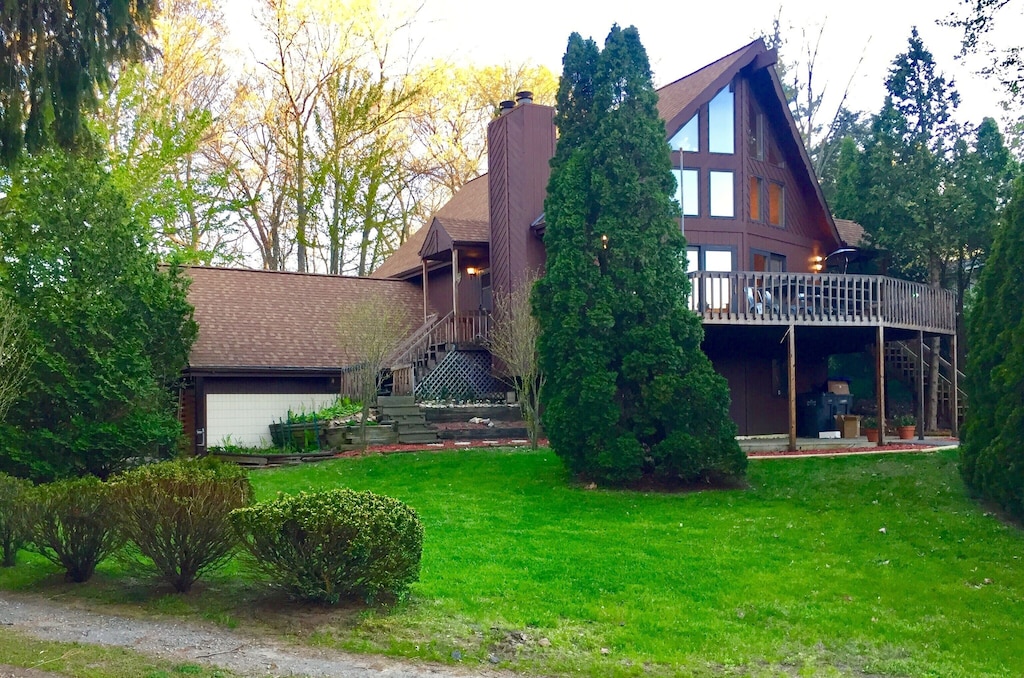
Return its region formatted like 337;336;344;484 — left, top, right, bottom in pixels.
111;457;252;593
231;489;423;604
0;472;34;567
29;476;121;582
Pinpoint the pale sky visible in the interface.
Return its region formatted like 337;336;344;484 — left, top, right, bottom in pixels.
226;0;1023;127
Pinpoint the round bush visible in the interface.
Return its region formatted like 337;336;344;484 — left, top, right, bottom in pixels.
29;476;121;582
231;489;423;604
0;472;35;567
111;457;252;593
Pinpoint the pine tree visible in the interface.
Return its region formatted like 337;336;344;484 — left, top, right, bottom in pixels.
960;178;1024;520
534;26;745;486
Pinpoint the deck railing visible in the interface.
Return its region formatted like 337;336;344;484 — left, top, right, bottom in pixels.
389;310;492;396
686;272;956;334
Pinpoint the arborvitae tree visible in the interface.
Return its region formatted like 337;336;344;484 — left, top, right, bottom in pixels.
534;26;745;486
960;177;1024;521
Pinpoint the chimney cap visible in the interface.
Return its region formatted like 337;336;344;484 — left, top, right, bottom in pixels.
498;100;515;115
515;90;534;104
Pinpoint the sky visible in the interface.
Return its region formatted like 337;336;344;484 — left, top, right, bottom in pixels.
224;0;1023;126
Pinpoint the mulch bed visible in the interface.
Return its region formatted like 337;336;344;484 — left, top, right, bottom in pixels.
335;437;547;457
749;440;958;458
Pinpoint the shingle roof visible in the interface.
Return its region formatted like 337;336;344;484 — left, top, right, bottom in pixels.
185;267;425;370
371;175;490;280
433;175;489;243
656;40;764;135
834;219;866;247
369;223;428;280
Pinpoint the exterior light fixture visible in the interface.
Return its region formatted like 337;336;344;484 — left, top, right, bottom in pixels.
810;255;824;273
466;267;477;276
601;234;608;249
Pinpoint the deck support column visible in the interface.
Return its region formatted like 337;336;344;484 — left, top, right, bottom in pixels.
787;325;797;452
876;325;886;447
451;249;459;319
918;330;925;441
952;332;960;437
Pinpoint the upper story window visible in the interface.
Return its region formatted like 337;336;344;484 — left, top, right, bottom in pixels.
748;99;763;160
709;170;734;217
708;85;735;154
768;181;785;227
673;168;699;216
669;114;699;152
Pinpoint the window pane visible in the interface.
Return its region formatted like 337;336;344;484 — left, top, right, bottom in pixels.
747;100;763;160
705;250;732;271
749;176;762;220
672;169;699;216
708;86;734;154
669;114;698;152
704;249;732;311
768;182;784;226
710;171;734;217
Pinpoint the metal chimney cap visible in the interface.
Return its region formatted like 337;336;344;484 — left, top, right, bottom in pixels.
498;100;515;115
515;90;534;104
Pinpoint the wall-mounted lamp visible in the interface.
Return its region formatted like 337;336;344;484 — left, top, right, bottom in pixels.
601;234;608;250
466;267;477;276
810;255;824;273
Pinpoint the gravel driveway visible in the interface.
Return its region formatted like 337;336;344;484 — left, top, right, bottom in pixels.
0;592;513;678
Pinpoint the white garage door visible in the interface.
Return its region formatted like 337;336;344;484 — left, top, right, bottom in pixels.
206;393;340;448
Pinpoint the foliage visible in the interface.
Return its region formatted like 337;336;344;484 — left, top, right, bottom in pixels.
960;177;1024;520
534;26;745;486
231;488;423;604
0;151;197;481
948;0;1023;101
287;397;362;424
487;271;545;449
0;291;32;421
28;476;122;583
111;458;252;593
894;414;917;427
0;0;157;162
0;472;34;567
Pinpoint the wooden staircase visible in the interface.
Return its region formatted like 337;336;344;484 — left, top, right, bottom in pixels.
377;395;438;444
388;311;495;399
884;340;966;426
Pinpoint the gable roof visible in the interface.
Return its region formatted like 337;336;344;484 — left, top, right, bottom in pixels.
185;267;425;371
369;223;429;280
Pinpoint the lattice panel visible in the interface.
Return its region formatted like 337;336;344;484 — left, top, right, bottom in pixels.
415;350;503;401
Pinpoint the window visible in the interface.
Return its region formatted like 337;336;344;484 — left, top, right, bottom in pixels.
673;168;699;216
747;100;763;160
749;176;763;221
752;251;786;272
698;247;735;312
708;85;735;154
768;182;784;227
709;171;734;217
669;114;698;152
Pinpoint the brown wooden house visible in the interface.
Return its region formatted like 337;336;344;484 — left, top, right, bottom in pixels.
181;39;958;450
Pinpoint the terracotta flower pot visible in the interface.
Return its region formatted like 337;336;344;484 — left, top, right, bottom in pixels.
898;425;916;440
864;428;879;443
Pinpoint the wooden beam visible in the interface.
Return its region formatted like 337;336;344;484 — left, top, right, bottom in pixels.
788;325;796;451
918;330;925;440
451;249;459;318
952;332;960;437
876;325;886;447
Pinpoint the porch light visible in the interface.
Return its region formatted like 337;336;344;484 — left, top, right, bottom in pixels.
466;267;477;276
601;234;608;249
810;255;824;273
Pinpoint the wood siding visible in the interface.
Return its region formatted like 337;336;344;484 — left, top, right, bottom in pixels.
487;102;554;300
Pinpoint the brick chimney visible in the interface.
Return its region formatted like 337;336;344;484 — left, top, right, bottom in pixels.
486;94;555;300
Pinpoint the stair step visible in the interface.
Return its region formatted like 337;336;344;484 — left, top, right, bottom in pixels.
380;405;421;417
378;395;415;407
398;432;440;443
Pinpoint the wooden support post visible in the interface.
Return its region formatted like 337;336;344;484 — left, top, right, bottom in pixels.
422;260;429;322
952;332;960;438
788;325;797;452
876;325;886;447
918;330;925;441
451;249;459;319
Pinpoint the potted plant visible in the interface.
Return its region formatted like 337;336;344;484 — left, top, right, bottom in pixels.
862;416;879;443
895;414;917;440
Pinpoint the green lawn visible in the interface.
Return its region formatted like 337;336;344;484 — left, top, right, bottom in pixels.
3;448;1023;677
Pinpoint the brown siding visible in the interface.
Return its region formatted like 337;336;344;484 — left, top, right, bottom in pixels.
488;102;555;299
179;384;196;455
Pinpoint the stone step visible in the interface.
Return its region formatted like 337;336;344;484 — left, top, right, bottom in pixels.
378;395;415;407
380;405;421;417
398;432;440;444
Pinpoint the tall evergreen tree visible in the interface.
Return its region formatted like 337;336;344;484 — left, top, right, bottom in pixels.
534;26;744;486
960;177;1024;521
0;0;158;163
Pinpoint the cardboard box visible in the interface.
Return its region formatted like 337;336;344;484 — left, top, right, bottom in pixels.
827;379;851;395
836;414;860;438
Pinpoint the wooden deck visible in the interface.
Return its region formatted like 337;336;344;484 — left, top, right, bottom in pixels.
687;272;956;335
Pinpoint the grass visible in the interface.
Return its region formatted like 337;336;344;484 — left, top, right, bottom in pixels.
2;448;1023;676
0;628;237;677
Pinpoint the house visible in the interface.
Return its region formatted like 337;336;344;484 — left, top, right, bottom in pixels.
181;39;958;451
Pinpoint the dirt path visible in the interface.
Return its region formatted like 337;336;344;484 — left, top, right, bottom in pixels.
0;592;514;678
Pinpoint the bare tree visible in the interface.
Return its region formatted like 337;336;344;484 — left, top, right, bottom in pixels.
0;293;31;422
342;295;417;450
487;273;545;449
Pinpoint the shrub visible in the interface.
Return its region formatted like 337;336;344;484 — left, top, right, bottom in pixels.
0;472;34;567
29;476;121;582
111;457;252;593
231;489;423;604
